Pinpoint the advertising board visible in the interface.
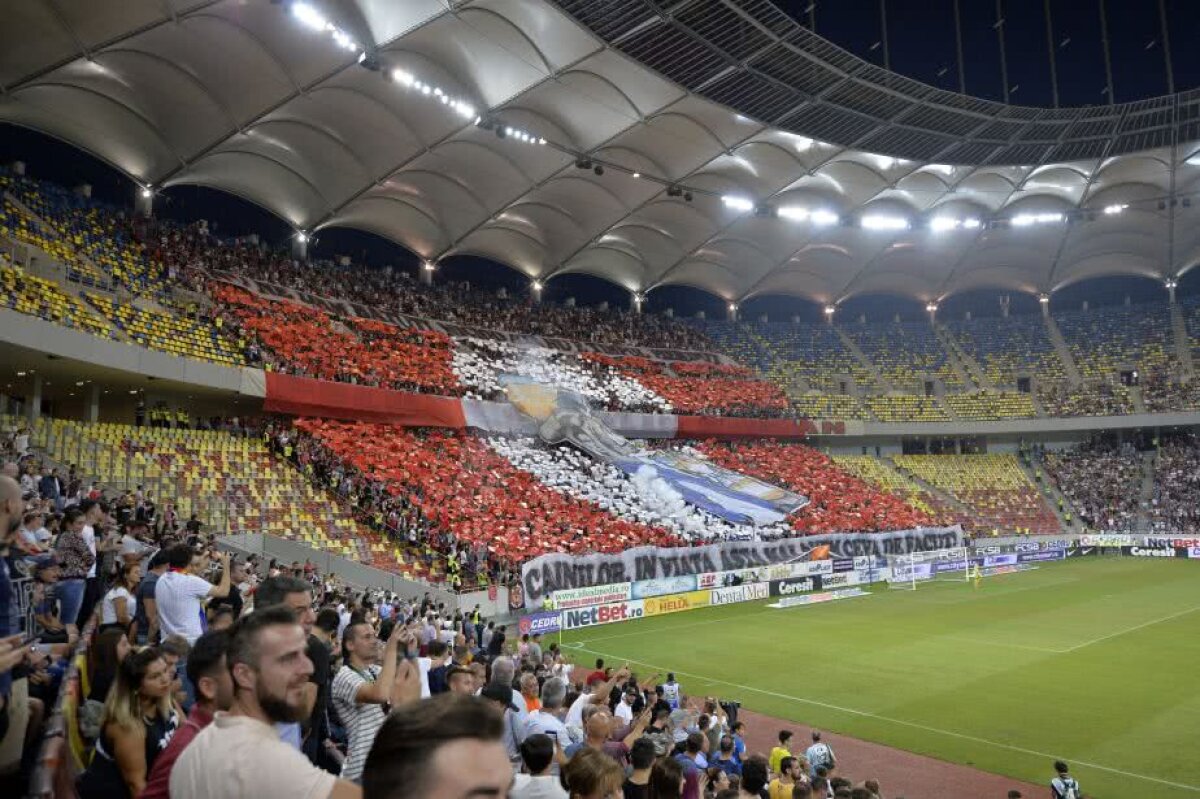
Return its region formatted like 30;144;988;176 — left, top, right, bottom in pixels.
550;583;631;610
560;601;645;630
768;576;823;596
518;611;562;636
819;571;869;589
1016;549;1066;563
642;590;711;617
982;554;1018;568
631;576;697;599
1190;547;1200;559
709;583;770;605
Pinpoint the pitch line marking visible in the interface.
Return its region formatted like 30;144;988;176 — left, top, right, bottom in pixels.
568;643;1200;793
1062;603;1200;653
939;636;1068;655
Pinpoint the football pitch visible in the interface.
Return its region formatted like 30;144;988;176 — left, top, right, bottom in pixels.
556;557;1200;798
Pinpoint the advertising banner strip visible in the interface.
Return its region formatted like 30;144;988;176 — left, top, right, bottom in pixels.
774;588;869;609
631;575;698;600
560;601;645;630
550;583;632;610
518;611;562;637
642;590;712;617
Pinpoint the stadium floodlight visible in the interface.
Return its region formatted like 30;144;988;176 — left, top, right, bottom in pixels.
823;305;835;316
811;209;839;227
631;172;641;179
777;206;810;222
531;280;543;291
925;302;938;313
962;218;981;229
291;2;328;31
861;214;909;231
1103;203;1128;215
722;195;754;212
1165;278;1178;289
1014;211;1065;227
391;69;415;87
296;231;308;243
330;30;357;51
423;260;436;272
1039;294;1050;304
140;186;153;199
929;216;959;232
728;303;738;312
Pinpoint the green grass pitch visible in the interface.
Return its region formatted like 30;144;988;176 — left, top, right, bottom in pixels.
556;557;1200;798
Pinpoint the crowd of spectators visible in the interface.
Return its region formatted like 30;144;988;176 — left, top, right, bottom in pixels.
1148;433;1200;534
581;355;791;418
1041;439;1143;532
1037;380;1133;417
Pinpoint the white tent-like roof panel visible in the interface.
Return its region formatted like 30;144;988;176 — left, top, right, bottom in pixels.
1;0;1194;308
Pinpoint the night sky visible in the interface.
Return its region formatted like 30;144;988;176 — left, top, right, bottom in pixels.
776;0;1200;107
3;1;1199;322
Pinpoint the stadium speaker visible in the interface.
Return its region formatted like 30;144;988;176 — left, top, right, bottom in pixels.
496;126;507;139
667;186;683;197
683;191;693;202
593;165;605;176
575;159;593;170
357;52;381;72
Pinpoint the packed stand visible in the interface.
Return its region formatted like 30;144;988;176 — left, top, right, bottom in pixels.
581;354;791;417
1041;439;1142;532
698;440;937;533
452;339;671;412
1139;367;1200;413
893;454;1059;536
293;418;680;568
1148;433;1200;534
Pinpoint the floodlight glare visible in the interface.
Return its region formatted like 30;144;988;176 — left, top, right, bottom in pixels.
1103;204;1128;215
392;69;414;86
777;206;810;222
291;3;328;31
929;216;959;232
811;209;839;226
861;214;909;231
963;218;981;229
140;186;152;199
721;195;754;212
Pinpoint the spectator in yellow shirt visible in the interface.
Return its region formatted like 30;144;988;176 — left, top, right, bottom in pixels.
768;756;809;799
769;729;794;775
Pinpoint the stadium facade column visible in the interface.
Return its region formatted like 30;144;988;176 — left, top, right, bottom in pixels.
631;291;642;314
1167;282;1177;305
420;261;435;286
26;373;42;424
86;384;100;423
727;303;738;322
291;236;308;262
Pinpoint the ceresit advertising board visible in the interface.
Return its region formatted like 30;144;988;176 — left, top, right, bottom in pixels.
560;600;645;630
549;582;631;610
642;590;712;617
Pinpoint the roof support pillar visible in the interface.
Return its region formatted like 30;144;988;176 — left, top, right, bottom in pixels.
420;260;435;286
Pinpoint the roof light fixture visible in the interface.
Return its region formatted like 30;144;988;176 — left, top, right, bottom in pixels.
721;195;754;212
777;206;810;222
1103;203;1128;215
140;186;153;199
861;214;909;231
811;209;839;227
929;216;960;232
291;2;328;31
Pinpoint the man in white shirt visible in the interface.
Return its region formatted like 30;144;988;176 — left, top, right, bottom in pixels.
156;544;232;645
522;678;571;773
170;605;361;799
510;733;568;799
615;687;637;725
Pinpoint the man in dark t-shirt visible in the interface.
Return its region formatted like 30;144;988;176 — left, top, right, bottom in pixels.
487;624;507;658
303;632;332;768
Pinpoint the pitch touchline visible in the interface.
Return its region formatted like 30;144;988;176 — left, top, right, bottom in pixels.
1063;603;1200;653
569;643;1200;793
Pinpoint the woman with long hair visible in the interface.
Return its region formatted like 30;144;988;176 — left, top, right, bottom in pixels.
564;746;625;799
87;627;132;704
78;647;180;798
646;758;686;799
54;506;94;627
101;561;141;633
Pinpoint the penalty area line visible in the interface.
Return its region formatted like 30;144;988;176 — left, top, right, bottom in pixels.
567;643;1200;794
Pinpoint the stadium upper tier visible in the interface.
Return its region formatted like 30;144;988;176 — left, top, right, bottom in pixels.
4;1;1200;309
3;170;1200;422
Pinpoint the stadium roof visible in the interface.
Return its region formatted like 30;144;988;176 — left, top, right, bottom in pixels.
3;0;1200;306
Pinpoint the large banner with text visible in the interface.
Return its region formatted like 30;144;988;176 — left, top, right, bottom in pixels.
520;526;962;607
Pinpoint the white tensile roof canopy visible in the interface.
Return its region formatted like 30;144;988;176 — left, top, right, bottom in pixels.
2;0;1200;307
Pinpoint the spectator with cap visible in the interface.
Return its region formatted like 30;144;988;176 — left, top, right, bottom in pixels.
362;692;511;799
169;606;363;799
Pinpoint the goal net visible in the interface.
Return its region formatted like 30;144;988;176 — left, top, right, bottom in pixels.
886;547;971;590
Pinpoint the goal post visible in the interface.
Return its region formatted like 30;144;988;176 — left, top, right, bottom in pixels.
886;547;971;590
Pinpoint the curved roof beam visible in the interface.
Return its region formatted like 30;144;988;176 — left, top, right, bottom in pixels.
648;110;728;153
456;6;554;75
395;168;492;214
21;81;186;169
502;199;586;230
250;117;373;180
450;223;547;256
435;137;537;186
320;193;452;248
100;46;239;131
309;85;425;145
190;11;302;94
558;69;643;119
595;145;672;179
191;147;330;209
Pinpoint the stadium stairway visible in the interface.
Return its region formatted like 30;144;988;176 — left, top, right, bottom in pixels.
1128;384;1147;414
1136;450;1158;532
1044;315;1083;386
1169;303;1196;380
832;324;892;392
934;324;992;390
1017;454;1083;533
882;456;974;519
